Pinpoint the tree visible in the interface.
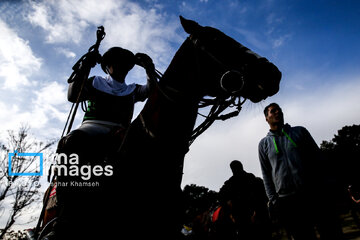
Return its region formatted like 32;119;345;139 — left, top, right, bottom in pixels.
0;126;55;238
320;124;360;186
182;184;219;223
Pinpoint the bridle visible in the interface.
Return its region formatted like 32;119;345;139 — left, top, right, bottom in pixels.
189;35;246;95
139;34;247;146
187;34;247;145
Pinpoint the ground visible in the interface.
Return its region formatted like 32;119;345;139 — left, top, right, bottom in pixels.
342;212;360;240
273;211;360;240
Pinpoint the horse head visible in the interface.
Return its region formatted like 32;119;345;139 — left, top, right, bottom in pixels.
162;16;281;103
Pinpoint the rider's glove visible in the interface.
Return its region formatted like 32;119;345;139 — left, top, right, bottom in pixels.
85;51;102;68
135;53;155;73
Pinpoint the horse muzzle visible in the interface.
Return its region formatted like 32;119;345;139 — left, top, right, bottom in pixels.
242;60;281;102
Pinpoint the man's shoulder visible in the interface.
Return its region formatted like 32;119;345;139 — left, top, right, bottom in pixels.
259;134;271;147
288;125;309;135
245;172;256;181
290;125;306;131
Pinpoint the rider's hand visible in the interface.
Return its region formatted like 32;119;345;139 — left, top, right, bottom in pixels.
86;51;101;68
135;53;155;72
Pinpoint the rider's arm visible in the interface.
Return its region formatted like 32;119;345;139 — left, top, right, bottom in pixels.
135;74;156;102
67;52;99;103
134;53;156;102
68;74;94;103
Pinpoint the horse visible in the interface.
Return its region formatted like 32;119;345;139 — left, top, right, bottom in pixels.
110;16;281;239
37;16;281;240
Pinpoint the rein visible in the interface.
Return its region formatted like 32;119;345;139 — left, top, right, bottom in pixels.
189;96;246;146
142;36;247;146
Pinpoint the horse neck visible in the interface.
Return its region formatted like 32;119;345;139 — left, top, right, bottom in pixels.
161;38;204;99
141;39;202;150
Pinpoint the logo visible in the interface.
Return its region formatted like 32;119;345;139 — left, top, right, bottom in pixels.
7;151;114;185
8;150;43;176
50;153;113;181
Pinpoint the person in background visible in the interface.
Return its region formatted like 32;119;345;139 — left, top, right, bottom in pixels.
258;102;342;240
219;160;271;240
348;184;360;228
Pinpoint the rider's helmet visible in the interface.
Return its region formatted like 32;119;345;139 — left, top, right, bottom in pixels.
101;47;135;74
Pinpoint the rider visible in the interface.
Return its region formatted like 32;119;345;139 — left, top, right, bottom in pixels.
67;47;156;137
58;47;157;167
48;47;156;240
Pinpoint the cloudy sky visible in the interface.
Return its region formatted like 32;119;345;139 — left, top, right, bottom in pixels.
1;0;360;195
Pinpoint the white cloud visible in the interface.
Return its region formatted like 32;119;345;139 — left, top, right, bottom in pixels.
30;82;69;135
235;28;268;50
0;82;69;139
56;47;76;58
0;19;42;90
26;0;181;68
272;34;292;48
265;12;292;50
182;76;360;191
0;101;31;136
283;77;360;143
27;1;88;44
266;13;284;26
34;82;68;109
102;7;180;66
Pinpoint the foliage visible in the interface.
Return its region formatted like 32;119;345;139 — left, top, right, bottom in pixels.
320;124;360;186
0;229;28;240
182;184;219;223
0;126;55;238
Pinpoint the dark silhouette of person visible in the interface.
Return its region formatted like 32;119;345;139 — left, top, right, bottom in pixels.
218;160;271;240
348;184;360;228
258;102;342;240
57;47;156;170
67;47;155;138
49;47;157;240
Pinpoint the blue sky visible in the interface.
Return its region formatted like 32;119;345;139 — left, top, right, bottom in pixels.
1;0;360;197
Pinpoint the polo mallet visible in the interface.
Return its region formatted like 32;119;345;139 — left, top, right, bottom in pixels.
62;26;106;137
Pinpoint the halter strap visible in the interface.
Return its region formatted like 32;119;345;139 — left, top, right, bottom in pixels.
139;36;246;145
189;35;245;95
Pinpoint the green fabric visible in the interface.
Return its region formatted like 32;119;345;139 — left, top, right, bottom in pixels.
272;128;297;154
282;129;298;148
272;137;279;154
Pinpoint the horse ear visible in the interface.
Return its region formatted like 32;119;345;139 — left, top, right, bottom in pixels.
180;16;201;35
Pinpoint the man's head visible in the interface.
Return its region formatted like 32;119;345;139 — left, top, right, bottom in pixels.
230;160;244;176
264;103;284;130
101;47;136;82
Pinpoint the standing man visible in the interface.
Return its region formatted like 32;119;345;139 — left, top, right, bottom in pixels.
258;103;342;240
219;160;271;240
